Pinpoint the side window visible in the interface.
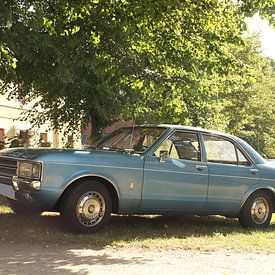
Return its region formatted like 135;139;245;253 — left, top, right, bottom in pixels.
203;135;237;164
155;139;179;159
237;148;251;166
155;131;201;161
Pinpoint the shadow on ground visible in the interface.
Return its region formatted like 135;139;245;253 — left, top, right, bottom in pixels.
0;209;274;274
0;242;149;274
0;209;274;246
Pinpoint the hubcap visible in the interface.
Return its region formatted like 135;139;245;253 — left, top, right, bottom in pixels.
251;197;269;225
76;191;105;227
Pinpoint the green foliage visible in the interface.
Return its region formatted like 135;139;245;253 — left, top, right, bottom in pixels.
218;36;275;158
231;66;275;157
9;139;23;148
0;0;274;150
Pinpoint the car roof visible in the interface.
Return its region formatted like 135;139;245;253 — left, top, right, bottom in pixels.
119;124;266;164
129;124;234;139
159;124;230;135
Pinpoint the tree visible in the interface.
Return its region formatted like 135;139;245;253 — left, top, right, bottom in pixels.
222;37;275;157
0;0;274;142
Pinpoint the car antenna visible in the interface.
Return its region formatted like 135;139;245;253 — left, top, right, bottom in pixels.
129;115;135;153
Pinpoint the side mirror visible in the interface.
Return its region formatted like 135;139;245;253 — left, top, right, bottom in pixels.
159;150;169;162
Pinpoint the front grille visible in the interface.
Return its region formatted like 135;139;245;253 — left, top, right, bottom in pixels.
0;157;17;185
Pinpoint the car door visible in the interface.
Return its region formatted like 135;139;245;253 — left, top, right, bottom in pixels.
202;134;261;213
141;130;209;211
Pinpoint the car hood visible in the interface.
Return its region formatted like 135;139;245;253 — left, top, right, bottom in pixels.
0;147;73;160
0;147;138;163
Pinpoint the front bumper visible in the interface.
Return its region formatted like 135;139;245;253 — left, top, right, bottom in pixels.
4;176;42;206
12;176;41;192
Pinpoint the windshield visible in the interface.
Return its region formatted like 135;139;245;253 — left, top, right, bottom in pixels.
95;127;166;153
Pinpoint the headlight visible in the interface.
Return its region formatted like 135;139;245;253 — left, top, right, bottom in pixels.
18;161;41;179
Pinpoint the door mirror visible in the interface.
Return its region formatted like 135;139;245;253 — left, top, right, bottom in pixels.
160;150;169;162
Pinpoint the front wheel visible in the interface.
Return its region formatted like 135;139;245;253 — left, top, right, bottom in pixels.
60;180;112;233
238;190;273;229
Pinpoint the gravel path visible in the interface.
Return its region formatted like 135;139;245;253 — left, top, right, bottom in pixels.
0;243;274;275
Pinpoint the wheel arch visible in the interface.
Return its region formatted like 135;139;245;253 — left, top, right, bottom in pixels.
54;174;120;213
240;187;275;213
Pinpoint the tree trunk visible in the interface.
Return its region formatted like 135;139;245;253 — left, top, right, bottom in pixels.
89;110;102;143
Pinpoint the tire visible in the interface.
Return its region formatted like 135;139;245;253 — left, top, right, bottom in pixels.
7;198;43;215
60;180;112;233
238;190;273;229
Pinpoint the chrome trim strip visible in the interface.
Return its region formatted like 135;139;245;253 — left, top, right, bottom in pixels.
143;169;260;179
261;178;275;183
210;174;260;180
44;161;143;171
144;168;207;176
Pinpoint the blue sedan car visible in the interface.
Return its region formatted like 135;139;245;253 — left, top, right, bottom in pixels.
0;125;274;233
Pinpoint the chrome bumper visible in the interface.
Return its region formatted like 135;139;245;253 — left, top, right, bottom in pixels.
12;176;41;191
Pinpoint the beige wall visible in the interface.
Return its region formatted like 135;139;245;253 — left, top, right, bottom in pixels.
0;94;81;149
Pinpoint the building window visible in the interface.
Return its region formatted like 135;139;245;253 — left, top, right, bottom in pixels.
66;135;74;148
19;130;29;145
39;132;51;147
40;133;48;143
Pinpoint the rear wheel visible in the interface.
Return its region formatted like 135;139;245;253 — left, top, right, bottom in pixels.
60;180;112;233
239;190;273;229
7;198;43;215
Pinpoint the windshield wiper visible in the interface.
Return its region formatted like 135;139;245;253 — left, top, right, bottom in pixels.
85;145;97;150
96;146;128;153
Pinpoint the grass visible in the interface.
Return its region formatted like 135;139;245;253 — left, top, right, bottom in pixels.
0;199;274;253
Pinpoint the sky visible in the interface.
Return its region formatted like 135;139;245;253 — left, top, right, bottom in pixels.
247;14;275;59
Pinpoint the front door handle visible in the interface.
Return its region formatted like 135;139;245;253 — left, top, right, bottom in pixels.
250;169;259;174
195;165;208;171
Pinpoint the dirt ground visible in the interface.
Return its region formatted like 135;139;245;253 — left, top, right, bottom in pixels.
0;243;274;275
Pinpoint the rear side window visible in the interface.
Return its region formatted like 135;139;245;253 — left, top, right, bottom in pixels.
237;148;251;166
203;134;250;166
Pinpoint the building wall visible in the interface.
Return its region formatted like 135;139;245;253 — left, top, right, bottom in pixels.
104;120;134;134
0;94;81;149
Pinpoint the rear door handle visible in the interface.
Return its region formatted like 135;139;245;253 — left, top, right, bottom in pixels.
250;169;259;174
195;165;208;171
